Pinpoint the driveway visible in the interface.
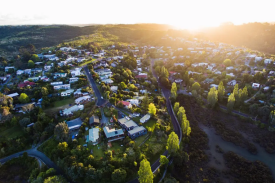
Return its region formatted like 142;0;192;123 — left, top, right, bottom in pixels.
83;66;106;106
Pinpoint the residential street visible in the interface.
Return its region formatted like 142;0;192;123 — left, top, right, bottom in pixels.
83;65;106;106
0;147;62;174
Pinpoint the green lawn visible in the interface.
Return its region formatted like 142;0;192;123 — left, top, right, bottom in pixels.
142;118;157;130
134;134;150;146
0;125;25;139
79;59;97;66
53;98;74;107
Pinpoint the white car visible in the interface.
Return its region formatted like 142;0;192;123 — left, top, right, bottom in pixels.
101;96;103;99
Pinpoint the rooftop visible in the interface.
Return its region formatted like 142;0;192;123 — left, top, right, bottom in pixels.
103;127;124;138
128;126;146;135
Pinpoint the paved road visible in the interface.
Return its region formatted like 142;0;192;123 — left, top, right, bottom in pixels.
0;147;62;174
83;66;106;106
0;75;12;90
128;59;182;183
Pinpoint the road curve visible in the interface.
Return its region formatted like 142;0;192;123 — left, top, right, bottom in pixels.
0;148;62;174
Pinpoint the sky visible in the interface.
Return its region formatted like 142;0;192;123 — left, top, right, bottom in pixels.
1;0;275;29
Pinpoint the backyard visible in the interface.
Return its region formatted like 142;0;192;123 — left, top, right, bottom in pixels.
0;125;25;139
53;98;74;108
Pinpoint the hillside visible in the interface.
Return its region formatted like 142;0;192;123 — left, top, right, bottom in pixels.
199;22;275;54
0;24;176;58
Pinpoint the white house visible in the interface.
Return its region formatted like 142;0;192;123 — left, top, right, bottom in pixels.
75;96;91;104
126;99;139;106
53;84;71;90
70;68;82;77
5;67;14;72
227;80;237;86
226;73;235;77
61;89;74;97
51;81;63;86
174;63;185;67
110;86;118;92
264;59;273;64
252;83;260;89
62;105;84;116
54;73;67;78
140;114;151;123
226;66;234;70
69;77;79;83
101;79;113;84
17;70;24;75
255;57;263;62
44;65;52;71
87;128;99;145
210;84;219;89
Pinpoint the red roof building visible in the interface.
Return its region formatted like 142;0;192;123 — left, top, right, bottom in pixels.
118;101;132;108
135;74;147;79
169;71;177;75
18;81;35;88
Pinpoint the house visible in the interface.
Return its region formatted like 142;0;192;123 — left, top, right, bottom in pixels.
0;76;7;82
61;89;74;97
111;63;117;67
7;93;19;98
128;126;147;139
227;80;237;86
69;77;79;83
210;84;219;89
75;96;91;104
252;83;260;89
263;86;270;92
110;86;118;92
66;118;83;131
53;84;70;90
103;127;125;142
41;76;49;82
174;63;185;67
264;59;273;64
90;115;100;126
18;81;35;88
269;71;275;75
32;68;42;74
51;81;63;86
140;90;147;94
62;105;84;116
101;79;113;84
44;65;52;71
175;79;183;83
140;114;151;123
203;78;214;84
126;99;139;106
71;68;82;77
118;101;132;109
118;117;129;126
87;128;100;145
24;69;32;75
226;73;235;77
122;120;138;131
16;70;24;75
135;73;147;79
5;67;14;72
226;66;234;70
53;73;67;78
255;57;263;62
14;102;36;113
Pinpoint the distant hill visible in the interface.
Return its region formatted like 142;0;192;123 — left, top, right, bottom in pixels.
198;22;275;54
0;24;177;58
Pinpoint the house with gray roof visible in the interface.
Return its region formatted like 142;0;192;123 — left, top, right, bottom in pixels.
128;126;147;139
66;118;83;131
103;127;124;142
122;120;138;131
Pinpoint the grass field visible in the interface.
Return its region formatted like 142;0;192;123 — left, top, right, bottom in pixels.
0;125;25;139
79;58;97;66
53;98;74;107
